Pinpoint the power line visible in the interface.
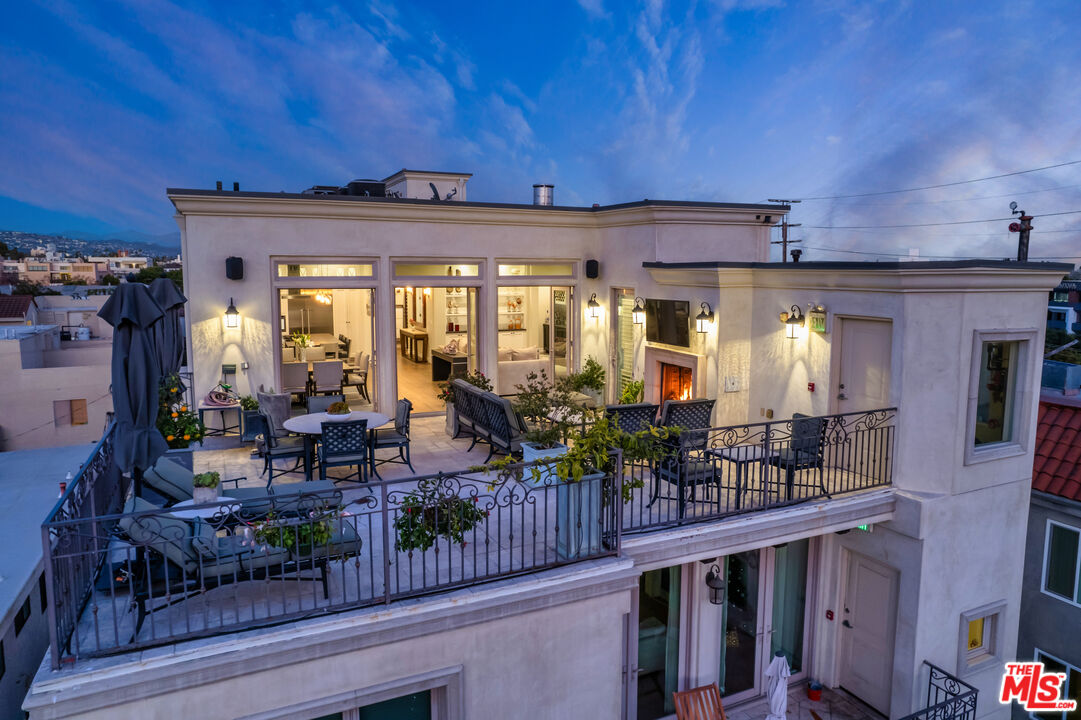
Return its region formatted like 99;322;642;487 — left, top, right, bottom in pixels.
803;208;1081;230
802;245;1081;260
828;182;1081;207
797;159;1081;201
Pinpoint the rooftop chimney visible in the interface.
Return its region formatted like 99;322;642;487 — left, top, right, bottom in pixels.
533;184;554;206
790;249;802;263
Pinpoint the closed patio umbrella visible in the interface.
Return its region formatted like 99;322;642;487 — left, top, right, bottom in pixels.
764;653;791;720
147;277;187;380
98;282;168;475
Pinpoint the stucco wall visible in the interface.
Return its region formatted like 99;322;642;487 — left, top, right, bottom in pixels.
42;590;630;720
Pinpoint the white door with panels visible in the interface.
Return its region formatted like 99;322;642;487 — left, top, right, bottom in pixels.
839;552;898;715
834;318;892;414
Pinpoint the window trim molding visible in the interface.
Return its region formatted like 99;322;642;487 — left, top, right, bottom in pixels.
234;665;463;720
963;328;1038;466
1040;518;1081;608
957;600;1006;677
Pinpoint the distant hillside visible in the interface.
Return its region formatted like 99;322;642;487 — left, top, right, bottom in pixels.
0;229;181;258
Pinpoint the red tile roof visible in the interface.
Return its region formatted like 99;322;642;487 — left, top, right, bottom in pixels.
1034;401;1081;502
0;295;35;320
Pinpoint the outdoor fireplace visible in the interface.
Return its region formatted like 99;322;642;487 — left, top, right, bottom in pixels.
644;345;705;405
660;362;693;402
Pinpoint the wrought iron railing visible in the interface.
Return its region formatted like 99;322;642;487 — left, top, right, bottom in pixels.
620;408;896;533
41;421;126;669
41;449;622;665
899;662;978;720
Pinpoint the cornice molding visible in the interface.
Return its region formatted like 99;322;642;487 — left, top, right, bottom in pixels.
168;194;780;230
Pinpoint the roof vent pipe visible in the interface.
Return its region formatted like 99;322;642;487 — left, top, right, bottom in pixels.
790;249;802;263
533;184;554;206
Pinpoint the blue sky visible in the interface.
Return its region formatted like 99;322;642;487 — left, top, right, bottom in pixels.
2;0;1080;261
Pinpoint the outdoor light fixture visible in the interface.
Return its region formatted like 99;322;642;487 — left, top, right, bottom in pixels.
588;293;601;319
224;298;239;328
695;302;714;334
632;296;646;325
705;564;726;605
782;305;805;339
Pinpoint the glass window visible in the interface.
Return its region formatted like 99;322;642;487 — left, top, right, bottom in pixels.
14;596;31;635
497;263;574;277
1045;522;1081;602
1032;650;1077;720
637;566;681;720
974;341;1019;446
277;263;373;278
771;539;809;673
394;263;479;277
967;617;985;652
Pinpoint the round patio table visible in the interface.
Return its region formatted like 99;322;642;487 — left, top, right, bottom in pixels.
283;411;391;481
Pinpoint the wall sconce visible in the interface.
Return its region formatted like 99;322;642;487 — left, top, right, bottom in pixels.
781;305;804;339
632;296;646;325
695;302;714;334
588;293;601;319
224;298;239;329
705;564;726;605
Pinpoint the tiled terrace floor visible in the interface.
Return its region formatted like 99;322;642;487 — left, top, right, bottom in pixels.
730;684;882;720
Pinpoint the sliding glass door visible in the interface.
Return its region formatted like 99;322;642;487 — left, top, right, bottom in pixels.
719;540;811;701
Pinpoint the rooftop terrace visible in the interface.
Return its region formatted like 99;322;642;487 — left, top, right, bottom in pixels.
43;407;895;666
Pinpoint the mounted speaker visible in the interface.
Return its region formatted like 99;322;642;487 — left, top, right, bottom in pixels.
225;256;244;280
585;259;599;279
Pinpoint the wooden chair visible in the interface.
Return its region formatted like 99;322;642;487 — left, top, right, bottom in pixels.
673;683;726;720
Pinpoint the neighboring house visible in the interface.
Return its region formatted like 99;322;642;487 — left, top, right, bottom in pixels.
23;172;1070;720
0;444;95;719
32;293;112;340
1047;279;1081;334
0;295;38;326
1016;399;1081;720
0;325;112;451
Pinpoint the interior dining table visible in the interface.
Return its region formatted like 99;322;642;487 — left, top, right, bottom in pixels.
283;411;391;481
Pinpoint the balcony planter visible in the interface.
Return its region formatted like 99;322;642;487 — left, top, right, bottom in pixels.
522;441;568;487
445;403;459;437
556;470;604;560
241;410;262;442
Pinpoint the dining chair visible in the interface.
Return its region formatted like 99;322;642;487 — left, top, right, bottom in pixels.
311;360;344;395
337;335;352;359
673;683;726;720
280;362;309;402
371;398;415;478
319;418;369;484
253;411;307;483
344;351;370;403
304;345;327;361
307;394;345;415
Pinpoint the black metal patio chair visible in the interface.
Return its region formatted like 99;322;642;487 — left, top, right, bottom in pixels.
319;418;370;484
767;412;828;501
371;398;415;478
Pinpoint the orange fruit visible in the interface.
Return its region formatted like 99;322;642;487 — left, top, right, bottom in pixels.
166;435;175;441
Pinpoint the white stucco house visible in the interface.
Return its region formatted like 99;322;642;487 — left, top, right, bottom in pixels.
23;170;1069;720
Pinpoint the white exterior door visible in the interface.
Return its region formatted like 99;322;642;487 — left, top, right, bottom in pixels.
839;552;898;715
835;318;892;413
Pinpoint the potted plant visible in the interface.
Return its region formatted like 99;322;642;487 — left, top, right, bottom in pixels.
254;511;336;558
157;374;205;468
513;370;576;481
567;356;606;406
437;369;493;437
239;395;261;441
393;480;489;552
192;471;220;504
619;379;645;405
325;400;351;419
291;331;311;361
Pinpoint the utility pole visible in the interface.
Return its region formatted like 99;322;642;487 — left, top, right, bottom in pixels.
768;199;802;262
1008;201;1033;262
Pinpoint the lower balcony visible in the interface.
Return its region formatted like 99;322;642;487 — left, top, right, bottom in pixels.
43;407;894;666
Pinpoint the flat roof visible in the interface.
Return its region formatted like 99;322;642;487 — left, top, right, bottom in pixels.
0;443;94;628
644;259;1076;272
165;188;790;214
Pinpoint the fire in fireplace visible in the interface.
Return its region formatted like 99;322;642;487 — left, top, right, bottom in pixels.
660;362;693;402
